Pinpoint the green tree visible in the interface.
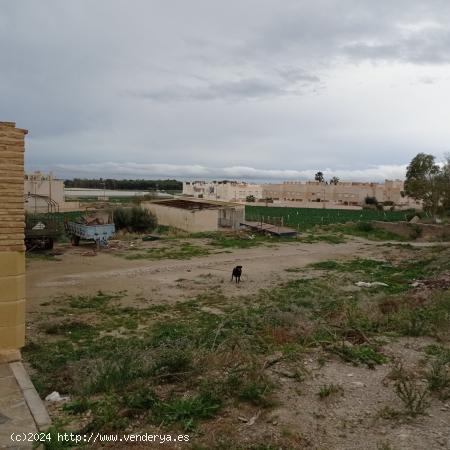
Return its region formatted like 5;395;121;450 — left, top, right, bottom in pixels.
330;176;340;185
404;153;442;215
315;171;324;183
439;156;450;212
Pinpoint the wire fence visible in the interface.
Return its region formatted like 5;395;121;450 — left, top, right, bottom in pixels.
245;206;425;230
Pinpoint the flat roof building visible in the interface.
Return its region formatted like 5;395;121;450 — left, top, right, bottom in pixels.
142;199;245;233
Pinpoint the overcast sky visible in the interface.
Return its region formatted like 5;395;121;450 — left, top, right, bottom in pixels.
1;1;450;181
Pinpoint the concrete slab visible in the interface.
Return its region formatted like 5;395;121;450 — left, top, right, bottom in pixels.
0;362;50;450
9;363;51;431
0;363;36;449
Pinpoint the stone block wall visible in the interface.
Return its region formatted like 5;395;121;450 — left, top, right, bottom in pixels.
0;122;27;357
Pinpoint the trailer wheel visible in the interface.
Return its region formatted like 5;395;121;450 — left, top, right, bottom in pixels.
71;235;80;246
44;238;54;250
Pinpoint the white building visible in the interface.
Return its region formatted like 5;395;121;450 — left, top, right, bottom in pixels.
24;172;79;212
183;180;263;202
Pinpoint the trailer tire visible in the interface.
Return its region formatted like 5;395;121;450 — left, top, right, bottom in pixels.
71;235;80;246
44;238;54;250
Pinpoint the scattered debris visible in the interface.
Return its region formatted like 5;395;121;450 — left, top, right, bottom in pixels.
263;352;283;369
410;273;450;291
355;281;389;288
142;235;161;241
244;411;261;427
45;391;68;402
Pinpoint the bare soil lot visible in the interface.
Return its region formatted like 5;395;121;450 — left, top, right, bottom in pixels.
24;234;450;449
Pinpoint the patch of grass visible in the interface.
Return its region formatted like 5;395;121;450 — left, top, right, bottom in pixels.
237;380;272;406
123;386;158;410
84;396;130;432
309;257;432;294
82;349;152;394
26;252;60;262
123;242;210;260
331;343;387;368
387;291;450;337
298;234;346;244
331;222;408;241
317;383;343;399
153;391;222;431
225;367;274;407
149;322;195;349
425;359;450;399
151;349;193;382
424;344;450;363
42;321;97;341
37;425;78;449
311;260;342;270
190;231;298;249
63;398;94;415
68;291;119;309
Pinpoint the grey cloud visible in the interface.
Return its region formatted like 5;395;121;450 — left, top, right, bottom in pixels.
3;0;450;179
343;29;450;64
128;76;319;103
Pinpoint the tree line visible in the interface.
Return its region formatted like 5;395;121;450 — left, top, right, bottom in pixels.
64;178;182;191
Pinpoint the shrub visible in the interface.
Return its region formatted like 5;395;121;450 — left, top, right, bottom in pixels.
317;383;343;399
130;206;157;232
364;196;378;205
426;359;450;400
394;378;429;417
113;207;132;230
357;221;374;232
113;206;157;232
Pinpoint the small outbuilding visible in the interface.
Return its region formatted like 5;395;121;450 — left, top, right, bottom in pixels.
142;199;245;233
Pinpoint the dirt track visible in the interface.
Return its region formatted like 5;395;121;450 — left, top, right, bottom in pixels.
26;239;377;310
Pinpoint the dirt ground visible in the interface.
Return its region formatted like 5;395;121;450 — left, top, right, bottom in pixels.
25;237;450;450
27;239;380;309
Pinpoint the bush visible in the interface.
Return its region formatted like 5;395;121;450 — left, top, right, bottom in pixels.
113;208;132;230
365;196;378;205
130;206;157;232
113;207;157;232
356;222;374;232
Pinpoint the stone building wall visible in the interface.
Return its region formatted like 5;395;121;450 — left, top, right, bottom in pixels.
0;122;27;359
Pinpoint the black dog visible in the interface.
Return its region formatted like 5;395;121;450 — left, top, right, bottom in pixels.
231;265;243;283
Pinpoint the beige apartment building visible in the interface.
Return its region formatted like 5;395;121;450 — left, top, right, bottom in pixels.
183;179;419;209
183;180;263;202
262;180;419;208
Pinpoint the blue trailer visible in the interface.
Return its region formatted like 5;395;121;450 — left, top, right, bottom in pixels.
65;221;115;248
